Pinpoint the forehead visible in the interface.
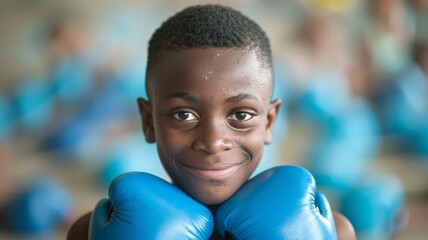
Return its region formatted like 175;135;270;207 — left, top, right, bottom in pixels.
148;48;273;101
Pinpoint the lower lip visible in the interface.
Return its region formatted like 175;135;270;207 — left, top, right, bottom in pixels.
179;163;242;180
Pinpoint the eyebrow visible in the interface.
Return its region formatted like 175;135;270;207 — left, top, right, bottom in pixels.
165;92;199;102
164;92;259;103
226;93;259;103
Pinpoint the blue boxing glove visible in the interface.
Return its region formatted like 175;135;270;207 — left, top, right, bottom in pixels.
89;172;214;240
215;165;337;239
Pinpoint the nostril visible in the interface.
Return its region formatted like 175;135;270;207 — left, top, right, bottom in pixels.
219;138;233;151
224;144;233;151
192;136;233;154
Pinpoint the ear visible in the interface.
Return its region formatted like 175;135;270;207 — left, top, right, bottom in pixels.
264;98;282;145
137;97;156;143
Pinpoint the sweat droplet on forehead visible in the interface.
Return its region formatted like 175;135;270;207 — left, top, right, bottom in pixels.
201;71;214;80
153;48;273;101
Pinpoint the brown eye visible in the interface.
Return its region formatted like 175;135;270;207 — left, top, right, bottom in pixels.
171;111;198;121
230;112;253;121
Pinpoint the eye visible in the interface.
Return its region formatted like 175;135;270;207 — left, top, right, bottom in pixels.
171;111;198;121
229;112;254;121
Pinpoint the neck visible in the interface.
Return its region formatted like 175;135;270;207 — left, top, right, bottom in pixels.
210;230;225;240
207;204;218;214
206;204;225;240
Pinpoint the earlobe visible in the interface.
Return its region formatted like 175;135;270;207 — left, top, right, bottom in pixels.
137;97;156;143
264;98;282;144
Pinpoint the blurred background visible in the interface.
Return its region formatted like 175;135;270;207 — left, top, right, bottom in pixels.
0;0;427;239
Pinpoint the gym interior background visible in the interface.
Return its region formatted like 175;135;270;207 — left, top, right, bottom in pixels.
0;0;427;239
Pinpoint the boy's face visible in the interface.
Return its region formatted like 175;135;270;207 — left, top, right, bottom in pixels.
138;48;281;205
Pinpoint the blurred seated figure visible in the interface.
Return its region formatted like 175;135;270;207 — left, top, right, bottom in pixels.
280;8;408;239
47;12;97;107
362;0;412;95
375;41;428;155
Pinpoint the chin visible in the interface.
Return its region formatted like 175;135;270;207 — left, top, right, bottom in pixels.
197;196;225;206
189;186;236;206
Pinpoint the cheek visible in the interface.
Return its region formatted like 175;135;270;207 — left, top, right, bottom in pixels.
154;116;197;165
244;126;267;159
156;127;187;158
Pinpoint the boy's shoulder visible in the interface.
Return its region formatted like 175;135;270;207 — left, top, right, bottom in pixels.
67;212;91;240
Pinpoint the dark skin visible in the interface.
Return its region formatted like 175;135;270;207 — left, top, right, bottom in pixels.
67;48;356;240
142;48;278;206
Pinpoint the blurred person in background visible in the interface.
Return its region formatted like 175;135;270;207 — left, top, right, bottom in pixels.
361;0;412;97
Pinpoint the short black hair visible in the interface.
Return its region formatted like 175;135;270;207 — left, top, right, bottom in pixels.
146;4;272;97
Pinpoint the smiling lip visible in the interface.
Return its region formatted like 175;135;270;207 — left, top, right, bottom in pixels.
177;161;243;180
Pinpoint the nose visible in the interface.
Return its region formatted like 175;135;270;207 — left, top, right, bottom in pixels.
192;120;234;155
